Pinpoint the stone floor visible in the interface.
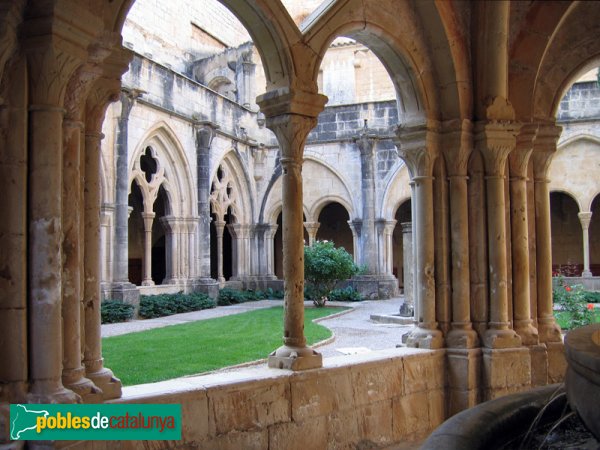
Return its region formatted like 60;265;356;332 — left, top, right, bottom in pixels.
101;298;414;361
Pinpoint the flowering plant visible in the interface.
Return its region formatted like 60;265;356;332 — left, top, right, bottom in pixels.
553;277;595;329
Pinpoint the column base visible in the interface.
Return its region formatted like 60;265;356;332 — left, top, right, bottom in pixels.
514;321;540;346
141;279;155;286
192;277;219;299
62;369;103;403
582;270;593;278
538;317;563;343
268;345;322;371
405;325;444;349
483;327;522;349
446;348;482;415
27;383;81;404
482;347;531;401
446;327;479;349
85;365;122;400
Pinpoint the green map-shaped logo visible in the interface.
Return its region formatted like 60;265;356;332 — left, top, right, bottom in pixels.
10;404;49;440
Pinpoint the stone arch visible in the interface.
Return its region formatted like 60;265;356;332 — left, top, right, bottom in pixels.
550;191;583;276
210;150;254;224
303;2;444;123
380;163;411;220
315;201;354;256
129;123;196;217
309;195;354;224
549;135;600;212
112;0;298;91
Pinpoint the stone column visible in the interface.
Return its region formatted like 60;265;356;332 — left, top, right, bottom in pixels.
443;119;479;349
215;220;226;284
141;212;155;286
400;222;414;315
475;121;522;349
100;204;115;283
578;212;593;277
383;220;397;276
110;89;140;305
193;122;219;296
532;123;563;344
348;220;362;265
61;118;101;402
82;56;131;400
257;88;327;370
354;123;378;274
395;124;444;349
161;216;183;284
304;221;320;246
24;29;84;404
227;223;243;280
509;124;539;345
410;182;419;323
265;224;278;278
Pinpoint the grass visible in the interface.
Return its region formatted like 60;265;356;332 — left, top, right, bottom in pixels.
102;306;347;386
554;309;600;330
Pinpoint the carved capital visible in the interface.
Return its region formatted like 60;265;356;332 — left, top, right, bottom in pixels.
532;122;562;180
354;120;378;157
256;86;327;120
268;113;317;163
475;120;521;176
578;212;592;230
509;123;538;178
394;122;440;178
0;0;25;87
441;118;473;176
194;121;219;149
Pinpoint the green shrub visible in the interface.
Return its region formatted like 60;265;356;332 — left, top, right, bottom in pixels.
217;288;253;306
584;291;600;303
139;292;215;319
265;287;284;299
328;286;362;302
553;279;595;329
304;240;359;307
101;300;135;324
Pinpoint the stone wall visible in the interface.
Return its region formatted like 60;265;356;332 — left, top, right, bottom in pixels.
557;80;600;121
98;348;446;450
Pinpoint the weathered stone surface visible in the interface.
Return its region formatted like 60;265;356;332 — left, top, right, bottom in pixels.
355;401;394;447
200;430;268;450
290;367;353;421
482;348;532;399
529;344;549;387
268;417;327;450
403;351;445;394
547;341;567;383
350;359;404;406
326;410;361;450
393;390;444;442
446;348;482;392
207;378;290;435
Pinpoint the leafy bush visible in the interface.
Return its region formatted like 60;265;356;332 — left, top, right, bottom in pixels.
217;287;285;305
553;279;595;329
584;291;600;303
101;300;135;324
139;292;215;319
328;286;362;302
304;240;359;307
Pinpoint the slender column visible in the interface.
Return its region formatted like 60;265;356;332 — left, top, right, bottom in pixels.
383;220;397;276
304;221;320;246
214;220;226;284
227;223;241;280
61;118;100;401
532;123;563;343
24;32;84;403
410;182;419;324
578;212;593;277
194;122;219;284
258;88;327;370
82;59;131;400
509;124;539;345
443;119;479;348
141;212;156;285
265;224;278;277
348;220;362;264
433;159;451;335
354;123;378;274
395;124;444;349
100;205;114;283
400;222;414;314
476;121;522;349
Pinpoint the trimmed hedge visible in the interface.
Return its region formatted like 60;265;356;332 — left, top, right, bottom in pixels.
101;301;135;324
139;292;216;319
328;286;362;302
217;287;284;306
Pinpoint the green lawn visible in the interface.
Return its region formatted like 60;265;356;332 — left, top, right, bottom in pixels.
554;309;600;330
102;306;347;386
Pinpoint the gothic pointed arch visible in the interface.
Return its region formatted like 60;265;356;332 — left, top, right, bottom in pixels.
210;150;254;225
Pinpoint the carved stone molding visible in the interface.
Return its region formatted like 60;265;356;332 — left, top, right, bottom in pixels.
509;123;538;178
532;122;562;180
394;122;440;178
474;120;521;176
442;118;473;177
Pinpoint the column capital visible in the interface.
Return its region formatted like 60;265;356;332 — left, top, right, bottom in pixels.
532;121;562;180
509;122;538;178
383;219;397;233
475;120;521;176
256;86;327;120
303;221;320;233
265;113;320;162
401;221;412;233
353;120;379;157
394;122;441;178
441;118;473;177
194;121;220;149
348;220;362;236
578;211;593;229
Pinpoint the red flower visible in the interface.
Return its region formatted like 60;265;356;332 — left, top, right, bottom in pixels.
565;286;572;292
588;303;594;311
